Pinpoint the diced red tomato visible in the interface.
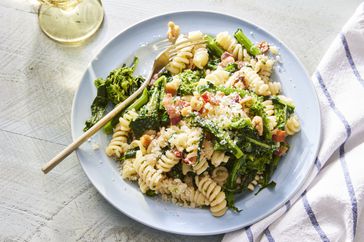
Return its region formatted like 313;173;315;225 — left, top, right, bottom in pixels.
201;92;210;103
272;130;286;142
201;92;218;105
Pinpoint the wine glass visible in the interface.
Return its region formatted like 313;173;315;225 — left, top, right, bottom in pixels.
38;0;104;44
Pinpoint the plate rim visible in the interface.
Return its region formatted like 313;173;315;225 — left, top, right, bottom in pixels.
71;10;322;236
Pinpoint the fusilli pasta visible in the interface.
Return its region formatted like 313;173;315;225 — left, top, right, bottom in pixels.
105;110;138;158
285;114;300;135
196;175;228;217
216;31;243;61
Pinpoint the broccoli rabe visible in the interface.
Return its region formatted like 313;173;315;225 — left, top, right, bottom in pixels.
130;76;167;138
205;35;224;58
84;78;109;132
106;58;143;105
188;115;244;159
103;88;149;135
84;57;144;131
177;70;203;95
272;96;295;129
207;57;220;70
249;96;272;139
225;157;247;212
234;29;261;56
225;63;238;73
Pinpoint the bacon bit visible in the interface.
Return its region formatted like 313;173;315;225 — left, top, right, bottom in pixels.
166;106;179;118
234;76;246;89
272;130;286;142
163;94;182;124
232;93;241;103
170;116;181;125
274;145;288;157
175;100;189;109
162;93;173;108
173;150;183;158
221;56;235;67
257;41;269;53
221;51;233;60
183;156;197;165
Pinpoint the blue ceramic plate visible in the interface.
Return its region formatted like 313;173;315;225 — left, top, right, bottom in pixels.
71;11;321;235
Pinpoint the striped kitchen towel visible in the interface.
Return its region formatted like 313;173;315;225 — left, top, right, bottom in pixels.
224;3;364;242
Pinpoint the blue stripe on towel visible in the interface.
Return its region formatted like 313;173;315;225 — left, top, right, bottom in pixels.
264;228;275;242
302;191;330;242
246;226;254;242
340;33;364;87
316;71;357;238
339;144;358;237
315;72;351;136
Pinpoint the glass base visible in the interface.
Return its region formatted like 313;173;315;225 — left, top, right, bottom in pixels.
38;0;104;44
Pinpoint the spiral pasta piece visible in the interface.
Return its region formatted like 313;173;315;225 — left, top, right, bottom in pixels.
105;110;138;158
210;151;230;167
193;47;209;69
138;178;149;193
255;55;275;83
203;68;230;86
157;150;181;172
211;166;229;186
185;127;202;162
166;36;194;75
193;158;209;175
268;82;281;95
121;158;138;181
216;32;243;61
262;99;277;130
158;178;209;207
285;115;300;135
196;176;228;217
133;152;163;190
242;66;271;96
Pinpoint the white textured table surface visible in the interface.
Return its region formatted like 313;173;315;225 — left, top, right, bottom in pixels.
0;0;361;241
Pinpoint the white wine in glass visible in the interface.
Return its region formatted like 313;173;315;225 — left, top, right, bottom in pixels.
38;0;104;44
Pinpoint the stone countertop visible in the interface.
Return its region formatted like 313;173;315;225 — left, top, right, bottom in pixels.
0;0;361;241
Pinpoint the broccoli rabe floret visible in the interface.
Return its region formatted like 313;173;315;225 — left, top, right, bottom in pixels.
130;76;167;138
177;70;203;95
272;96;295;129
106;57;144;105
189;115;244;159
234;29;261;56
225;63;238;73
205;35;224;58
225;157;247;212
84;57;144;132
249;96;272;139
103;88;149;135
206;57;220;70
